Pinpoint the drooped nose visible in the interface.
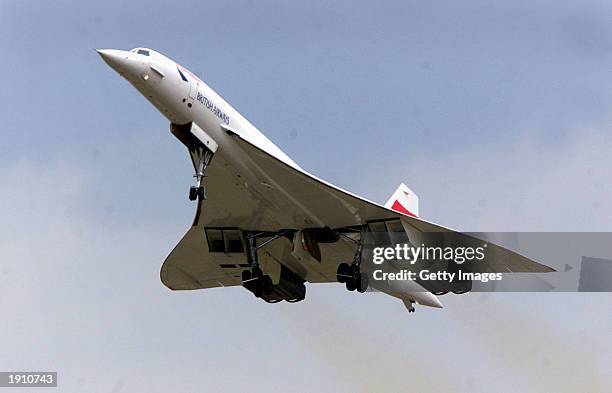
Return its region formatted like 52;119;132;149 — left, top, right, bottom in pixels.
97;49;146;79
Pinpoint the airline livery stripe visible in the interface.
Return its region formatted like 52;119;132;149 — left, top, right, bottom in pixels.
177;64;202;83
177;66;188;82
391;200;417;217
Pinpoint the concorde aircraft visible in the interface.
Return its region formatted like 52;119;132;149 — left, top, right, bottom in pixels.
98;48;553;313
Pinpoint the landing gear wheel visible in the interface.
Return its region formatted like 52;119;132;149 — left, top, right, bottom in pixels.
189;186;205;201
262;275;273;296
251;267;264;298
242;267;274;299
197;186;206;200
340;263;367;293
356;272;368;293
188;186;198;201
336;263;350;283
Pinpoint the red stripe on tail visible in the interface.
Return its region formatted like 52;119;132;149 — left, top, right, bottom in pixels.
391;200;417;217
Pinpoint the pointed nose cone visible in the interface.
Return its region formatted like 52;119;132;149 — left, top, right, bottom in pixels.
97;49;148;82
97;49;131;74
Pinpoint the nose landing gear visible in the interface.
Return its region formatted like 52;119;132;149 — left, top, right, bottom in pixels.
188;185;205;201
188;146;213;201
169;122;217;202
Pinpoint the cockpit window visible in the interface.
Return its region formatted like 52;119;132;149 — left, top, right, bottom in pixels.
137;49;150;56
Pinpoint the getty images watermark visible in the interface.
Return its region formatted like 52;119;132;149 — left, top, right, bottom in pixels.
370;243;504;283
358;232;612;292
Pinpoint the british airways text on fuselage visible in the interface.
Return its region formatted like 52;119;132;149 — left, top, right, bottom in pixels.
196;91;230;125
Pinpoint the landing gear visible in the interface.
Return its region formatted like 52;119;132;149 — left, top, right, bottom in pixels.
241;232;268;297
357;273;368;293
188;186;206;201
336;262;350;283
188;146;213;201
168;122;217;202
337;263;368;293
336;228;369;293
241;267;273;298
241;230;305;303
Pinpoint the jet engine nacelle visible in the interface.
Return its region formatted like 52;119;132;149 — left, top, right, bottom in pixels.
292;227;339;263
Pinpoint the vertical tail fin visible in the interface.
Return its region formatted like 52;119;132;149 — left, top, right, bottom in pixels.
385;183;419;218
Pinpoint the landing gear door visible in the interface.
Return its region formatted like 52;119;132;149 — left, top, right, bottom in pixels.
189;122;218;153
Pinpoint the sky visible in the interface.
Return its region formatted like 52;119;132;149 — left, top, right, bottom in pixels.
1;1;611;392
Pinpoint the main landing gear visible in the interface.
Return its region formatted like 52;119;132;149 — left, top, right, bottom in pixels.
336;263;368;293
241;232;274;298
241;266;274;299
336;229;368;293
241;230;305;303
168;122;217;202
188;147;213;201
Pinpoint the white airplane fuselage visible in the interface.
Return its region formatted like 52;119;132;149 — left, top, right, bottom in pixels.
98;47;442;310
98;48;299;170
